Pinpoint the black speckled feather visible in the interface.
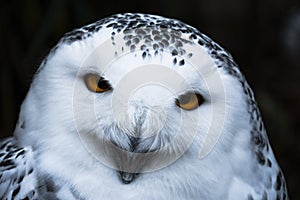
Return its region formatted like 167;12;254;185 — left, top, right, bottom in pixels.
0;138;38;200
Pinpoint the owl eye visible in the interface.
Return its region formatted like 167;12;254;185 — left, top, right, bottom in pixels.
84;74;112;93
175;92;204;110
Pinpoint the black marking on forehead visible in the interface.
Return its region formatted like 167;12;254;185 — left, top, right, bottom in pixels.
119;26;193;64
61;13;200;65
59;13;240;71
61;13;189;43
57;13;235;70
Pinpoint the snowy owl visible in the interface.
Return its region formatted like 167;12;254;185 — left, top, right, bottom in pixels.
0;13;288;200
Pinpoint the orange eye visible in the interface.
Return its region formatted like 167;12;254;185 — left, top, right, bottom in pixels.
84;74;112;93
175;92;204;110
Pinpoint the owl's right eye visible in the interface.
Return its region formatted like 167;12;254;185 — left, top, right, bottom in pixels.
84;74;112;93
175;92;204;110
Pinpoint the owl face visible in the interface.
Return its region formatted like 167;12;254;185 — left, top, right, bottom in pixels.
16;13;249;183
72;49;215;173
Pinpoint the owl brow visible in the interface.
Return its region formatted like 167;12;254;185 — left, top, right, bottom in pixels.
180;88;200;96
77;66;104;78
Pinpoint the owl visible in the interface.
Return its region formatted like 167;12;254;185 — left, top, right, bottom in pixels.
0;13;288;200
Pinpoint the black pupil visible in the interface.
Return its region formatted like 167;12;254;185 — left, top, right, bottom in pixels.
97;78;111;90
178;94;192;104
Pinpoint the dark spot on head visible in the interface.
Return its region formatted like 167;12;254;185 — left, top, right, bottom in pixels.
253;134;266;149
161;39;169;47
198;39;204;46
153;44;159;50
160;24;168;29
154;35;162;42
179;49;186;55
106;23;117;28
21;121;26;129
125;40;131;46
175;41;183;47
17;174;25;184
28;168;34;175
135;29;146;35
140;44;147;51
256;150;266;165
12;185;20;198
132;37;140;44
0;141;10;149
152;30;160;35
274;171;282;191
189;34;197;40
173;58;177;65
187;53;193;58
179;59;185;66
143;35;151;40
142;52;147;59
267;159;272;167
145;38;152;45
163;33;170;40
0;159;14;167
172;49;178;56
124;35;133;40
158;42;165;48
15;149;25;158
130;45;136;52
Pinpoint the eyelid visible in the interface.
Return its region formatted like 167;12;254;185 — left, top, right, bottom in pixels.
77;66;103;78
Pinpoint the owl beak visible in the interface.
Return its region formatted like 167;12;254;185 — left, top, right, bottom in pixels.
119;171;136;184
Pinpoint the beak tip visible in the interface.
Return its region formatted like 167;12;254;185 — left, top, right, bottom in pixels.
119;171;136;184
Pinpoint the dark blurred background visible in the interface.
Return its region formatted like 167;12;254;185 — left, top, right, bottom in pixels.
0;0;299;198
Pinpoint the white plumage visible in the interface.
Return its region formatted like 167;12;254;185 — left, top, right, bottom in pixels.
0;13;288;199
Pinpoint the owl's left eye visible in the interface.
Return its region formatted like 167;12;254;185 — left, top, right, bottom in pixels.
84;74;112;93
175;92;204;110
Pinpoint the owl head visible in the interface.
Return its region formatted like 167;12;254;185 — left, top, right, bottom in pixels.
14;13;254;183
